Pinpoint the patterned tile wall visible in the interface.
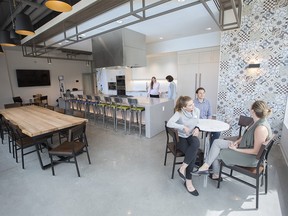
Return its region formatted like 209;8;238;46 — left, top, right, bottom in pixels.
218;0;288;139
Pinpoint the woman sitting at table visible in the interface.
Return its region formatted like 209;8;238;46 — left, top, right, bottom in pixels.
167;96;201;196
196;100;273;180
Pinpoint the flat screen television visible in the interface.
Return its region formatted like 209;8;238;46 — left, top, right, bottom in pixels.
16;69;51;87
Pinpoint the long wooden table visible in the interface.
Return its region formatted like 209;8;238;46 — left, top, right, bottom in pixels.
0;105;88;169
0;105;87;137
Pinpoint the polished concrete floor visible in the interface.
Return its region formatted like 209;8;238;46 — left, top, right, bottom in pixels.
0;121;287;216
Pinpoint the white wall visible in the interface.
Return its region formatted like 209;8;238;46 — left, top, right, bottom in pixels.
0;49;91;108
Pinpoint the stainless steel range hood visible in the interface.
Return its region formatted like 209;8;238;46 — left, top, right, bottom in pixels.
92;28;146;68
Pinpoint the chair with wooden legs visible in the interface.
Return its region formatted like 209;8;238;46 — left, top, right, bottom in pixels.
49;123;91;177
217;136;276;209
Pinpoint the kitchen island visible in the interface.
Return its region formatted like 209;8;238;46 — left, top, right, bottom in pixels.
133;97;174;138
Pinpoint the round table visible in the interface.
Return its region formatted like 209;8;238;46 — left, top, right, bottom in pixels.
198;119;230;132
197;119;230;187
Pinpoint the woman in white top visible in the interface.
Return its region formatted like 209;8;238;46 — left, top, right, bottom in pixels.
148;76;160;98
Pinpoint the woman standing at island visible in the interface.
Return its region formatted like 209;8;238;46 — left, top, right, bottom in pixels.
148;76;160;98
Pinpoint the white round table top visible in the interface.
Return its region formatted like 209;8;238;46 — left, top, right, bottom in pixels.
198;119;230;132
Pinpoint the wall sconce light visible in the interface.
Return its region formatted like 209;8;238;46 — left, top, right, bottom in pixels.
47;58;52;64
15;13;35;36
245;63;261;77
45;0;72;12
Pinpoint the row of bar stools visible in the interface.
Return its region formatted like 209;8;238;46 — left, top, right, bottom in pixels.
128;98;145;136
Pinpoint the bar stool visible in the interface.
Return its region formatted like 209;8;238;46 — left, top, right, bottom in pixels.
128;98;145;136
113;97;130;132
76;95;86;111
104;96;117;128
85;95;95;119
69;94;77;110
94;95;107;125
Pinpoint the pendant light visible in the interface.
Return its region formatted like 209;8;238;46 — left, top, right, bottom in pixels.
45;0;72;12
0;45;4;54
9;0;21;44
15;13;35;36
0;31;16;47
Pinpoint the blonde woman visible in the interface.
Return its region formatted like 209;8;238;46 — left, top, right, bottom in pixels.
196;100;273;181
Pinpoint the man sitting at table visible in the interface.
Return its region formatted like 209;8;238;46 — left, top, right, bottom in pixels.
194;87;220;146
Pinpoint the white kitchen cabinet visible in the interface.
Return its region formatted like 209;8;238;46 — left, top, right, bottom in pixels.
131;53;177;80
177;47;220;113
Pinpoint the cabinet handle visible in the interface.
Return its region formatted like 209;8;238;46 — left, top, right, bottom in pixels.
195;73;198;93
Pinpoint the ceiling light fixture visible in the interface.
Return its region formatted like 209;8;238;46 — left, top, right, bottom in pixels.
8;0;19;45
0;45;4;54
45;0;72;12
15;13;35;36
0;30;16;46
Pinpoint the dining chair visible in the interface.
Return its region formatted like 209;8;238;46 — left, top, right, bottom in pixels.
40;95;48;107
10;122;49;169
224;115;253;142
217;135;276;209
48;123;91;177
0;114;7;144
12;96;23;106
164;121;185;179
58;110;85;144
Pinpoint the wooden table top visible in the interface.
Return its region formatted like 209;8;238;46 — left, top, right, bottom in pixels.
0;105;87;137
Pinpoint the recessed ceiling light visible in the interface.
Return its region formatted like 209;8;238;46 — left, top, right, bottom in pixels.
206;27;212;31
116;20;123;24
58;42;62;45
178;0;186;2
159;37;163;40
